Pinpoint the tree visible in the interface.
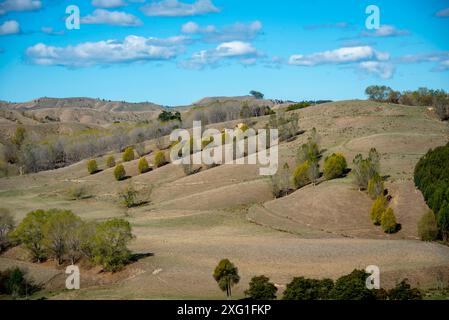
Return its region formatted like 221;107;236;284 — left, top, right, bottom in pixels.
0;267;38;298
92;218;134;272
365;85;393;102
119;183;138;208
158;110;181;122
370;196;387;226
388;279;422;300
283;277;334;300
106;155;115;168
245;275;277;300
437;204;449;241
87;159;98;174
367;173;384;199
352;152;380;190
417;210;438;241
323;153;347;180
114;164;126;181
154;151;167;168
138;157;150;174
213;259;240;299
292;161;311;189
381;208;398;234
0;208;14;252
11;127;26;147
122;147;135;162
250;90;264;99
270;163;292;198
43;209;82;265
11;210;50;262
330;269;375;300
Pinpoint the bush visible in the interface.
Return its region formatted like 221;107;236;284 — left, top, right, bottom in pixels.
388;279;422;300
245;275;277;300
122;147;135;162
283;277;334;300
119;183;140;208
67;185;91;200
367;173;384;199
106;155;115;168
323;153;347;180
114;164;126;181
87;159;98;175
0;208;14;252
138;157;150;174
270;163;292;198
352;150;380;190
381;208;398;234
292;161;311;189
0;267;38;298
330;269;375;300
92;218;134;272
154;151;167;168
417;210;439;241
370;196;387;226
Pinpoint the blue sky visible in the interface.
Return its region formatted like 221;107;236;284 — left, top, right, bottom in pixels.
0;0;448;105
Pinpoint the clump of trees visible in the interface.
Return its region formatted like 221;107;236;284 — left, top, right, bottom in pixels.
0;267;39;299
352;148;381;191
365;85;449;121
244;275;277;300
249;90;264;99
158;110;181;122
0;208;15;252
283;276;334;300
291;128;321;188
114;164;126;181
213;259;240;299
414;142;449;241
10;209;134;272
266;111;299;142
323;153;347;180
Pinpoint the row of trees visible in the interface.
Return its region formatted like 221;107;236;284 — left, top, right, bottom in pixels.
213;259;422;300
414;142;449;241
365;85;449;120
6;209;134;272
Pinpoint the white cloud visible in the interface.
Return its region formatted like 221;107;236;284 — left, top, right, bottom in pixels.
91;0;126;8
141;0;219;17
0;0;41;15
81;9;142;26
181;20;262;42
304;22;349;30
435;7;449;17
26;35;187;67
358;61;395;79
288;46;389;66
396;51;449;72
41;27;64;35
0;20;19;35
361;25;409;37
182;41;259;69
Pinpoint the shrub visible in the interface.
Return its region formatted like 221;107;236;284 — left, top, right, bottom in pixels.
330;269;375;300
0;208;14;252
119;184;138;208
154;151;167;168
11;127;26;147
352;150;380;190
0;267;38;298
292;161;311;189
138;157;150;174
11;209;50;262
122;147;135;162
114;164;126;181
367;173;384;199
106;155;115;168
270;163;292;198
417;210;439;241
283;277;334;300
92;218;134;272
437;204;449;241
245;275;277;300
87;159;98;175
381;208;398;234
370;196;387;226
388;279;422;300
67;185;91;200
323;153;347;180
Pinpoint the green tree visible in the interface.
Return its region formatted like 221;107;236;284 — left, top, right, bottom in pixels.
213;259;240;299
323;153;347;180
106;155;115;168
437;204;449;241
370;196;387;226
0;267;38;298
138;157;150;174
0;208;14;252
330;269;375;300
381;207;398;234
250;90;264;99
154;151;167;168
92;218;134;272
244;275;277;300
11;210;50;262
122;147;135;162
367;173;384;199
283;277;334;300
114;164;126;181
352;152;380;190
87;159;98;175
292;161;311;189
365;85;393;102
388;279;422;300
417;210;438;241
270;163;292;198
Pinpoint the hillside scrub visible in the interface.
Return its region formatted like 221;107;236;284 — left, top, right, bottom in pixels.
0;208;15;252
87;159;99;174
323;153;347;180
0;267;39;298
114;164;126;181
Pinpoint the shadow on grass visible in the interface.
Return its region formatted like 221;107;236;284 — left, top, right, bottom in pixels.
129;252;154;262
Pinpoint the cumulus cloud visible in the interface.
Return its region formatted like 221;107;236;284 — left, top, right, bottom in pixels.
181;20;262;42
26;35;188;67
435;7;449;17
81;9;142;26
0;19;19;35
182;41;260;69
288;46;389;66
91;0;126;8
358;61;395;79
141;0;219;17
361;25;409;37
0;0;41;15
